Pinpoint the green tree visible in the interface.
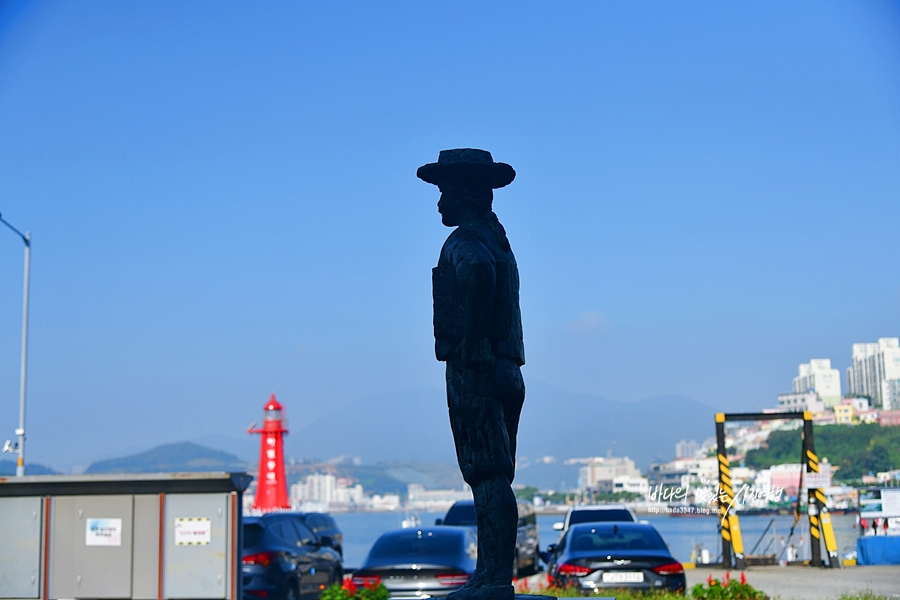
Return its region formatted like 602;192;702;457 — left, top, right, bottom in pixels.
744;424;900;480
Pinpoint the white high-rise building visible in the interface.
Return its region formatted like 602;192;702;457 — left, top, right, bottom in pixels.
847;338;900;409
675;439;700;459
578;455;642;491
882;380;900;412
291;472;336;504
792;359;842;408
290;473;365;507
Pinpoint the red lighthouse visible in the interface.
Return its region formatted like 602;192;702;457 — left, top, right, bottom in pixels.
248;394;290;511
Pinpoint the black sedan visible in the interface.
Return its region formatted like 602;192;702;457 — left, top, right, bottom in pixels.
438;499;539;578
547;522;685;594
353;527;477;598
242;513;344;600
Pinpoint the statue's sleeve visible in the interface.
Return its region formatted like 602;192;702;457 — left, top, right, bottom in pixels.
448;234;497;366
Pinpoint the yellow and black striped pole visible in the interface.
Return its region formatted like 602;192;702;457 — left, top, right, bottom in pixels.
715;413;745;569
803;413;839;568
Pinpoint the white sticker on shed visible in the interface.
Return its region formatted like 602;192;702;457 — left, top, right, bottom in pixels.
85;518;123;546
882;490;900;516
174;517;211;545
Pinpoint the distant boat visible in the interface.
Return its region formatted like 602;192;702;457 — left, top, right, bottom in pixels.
401;512;422;529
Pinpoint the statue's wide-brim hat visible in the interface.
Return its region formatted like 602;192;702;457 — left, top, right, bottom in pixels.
417;148;515;189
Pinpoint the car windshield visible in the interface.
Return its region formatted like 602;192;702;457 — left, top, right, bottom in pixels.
369;531;463;561
569;509;634;524
243;523;265;547
443;503;476;526
569;527;667;552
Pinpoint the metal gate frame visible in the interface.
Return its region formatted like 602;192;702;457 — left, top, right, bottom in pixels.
715;411;839;569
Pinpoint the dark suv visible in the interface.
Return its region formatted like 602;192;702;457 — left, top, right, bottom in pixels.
295;513;343;556
242;512;343;600
436;499;539;577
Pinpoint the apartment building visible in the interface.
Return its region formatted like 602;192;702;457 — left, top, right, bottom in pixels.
847;338;900;409
793;359;842;408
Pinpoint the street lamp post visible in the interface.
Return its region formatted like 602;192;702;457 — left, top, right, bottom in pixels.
0;214;31;477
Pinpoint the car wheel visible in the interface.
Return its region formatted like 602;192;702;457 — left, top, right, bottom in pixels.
332;568;343;586
284;581;300;600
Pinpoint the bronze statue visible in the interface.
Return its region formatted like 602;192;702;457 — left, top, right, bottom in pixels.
418;149;525;600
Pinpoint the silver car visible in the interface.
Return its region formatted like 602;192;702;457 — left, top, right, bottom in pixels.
353;527;477;599
552;504;637;536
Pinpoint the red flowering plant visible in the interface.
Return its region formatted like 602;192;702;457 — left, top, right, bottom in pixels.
321;575;388;600
692;572;766;600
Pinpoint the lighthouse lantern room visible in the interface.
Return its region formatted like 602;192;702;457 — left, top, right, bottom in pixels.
248;394;290;511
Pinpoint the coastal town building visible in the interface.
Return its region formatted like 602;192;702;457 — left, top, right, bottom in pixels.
845;397;871;412
729;466;755;487
857;409;879;424
577;455;641;488
777;391;825;414
675;439;700;459
812;412;837;426
792;359;842;408
647;462;688;489
764;462;833;497
834;403;855;424
878;410;900;427
877;468;900;484
595;474;649;495
847;337;900;409
574;454;649;495
406;483;472;511
883;379;900;412
648;457;718;489
290;472;364;509
369;494;402;511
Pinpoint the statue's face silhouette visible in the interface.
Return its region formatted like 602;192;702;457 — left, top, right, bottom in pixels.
437;187;465;227
437;185;491;227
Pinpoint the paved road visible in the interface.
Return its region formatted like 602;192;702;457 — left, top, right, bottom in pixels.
688;565;900;599
521;565;900;599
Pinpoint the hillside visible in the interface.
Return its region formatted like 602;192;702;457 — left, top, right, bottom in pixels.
284;381;716;489
744;423;900;480
283;460;466;496
85;442;247;474
0;460;58;475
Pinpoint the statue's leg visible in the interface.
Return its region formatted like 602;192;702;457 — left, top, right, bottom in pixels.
447;360;521;600
473;360;524;600
447;364;485;598
449;475;516;600
474;475;517;591
498;361;525;482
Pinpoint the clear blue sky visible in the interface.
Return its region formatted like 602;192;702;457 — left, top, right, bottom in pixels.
0;1;898;471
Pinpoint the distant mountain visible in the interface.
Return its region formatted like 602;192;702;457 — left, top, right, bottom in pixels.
285;380;716;489
340;461;465;495
514;380;716;488
286;387;458;465
85;442;247;474
0;460;58;476
193;433;259;463
281;460;466;496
